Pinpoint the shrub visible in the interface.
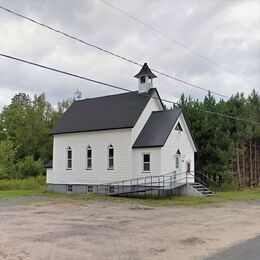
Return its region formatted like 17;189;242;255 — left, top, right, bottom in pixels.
0;165;8;179
15;156;43;178
0;176;46;190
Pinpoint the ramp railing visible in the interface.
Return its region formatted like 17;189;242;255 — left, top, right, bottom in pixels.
97;171;193;196
96;170;217;196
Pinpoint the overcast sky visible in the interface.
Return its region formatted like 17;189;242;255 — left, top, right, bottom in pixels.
0;0;259;109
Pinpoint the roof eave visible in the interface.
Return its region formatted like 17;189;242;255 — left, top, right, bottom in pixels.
51;126;133;136
181;111;199;152
134;72;157;78
132;145;163;149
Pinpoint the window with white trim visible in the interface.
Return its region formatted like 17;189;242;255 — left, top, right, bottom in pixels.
67;147;72;169
108;145;114;170
175;149;181;171
175;156;180;169
86;145;92;170
143;154;150;172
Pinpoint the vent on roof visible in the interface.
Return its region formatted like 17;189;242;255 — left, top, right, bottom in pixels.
175;122;183;131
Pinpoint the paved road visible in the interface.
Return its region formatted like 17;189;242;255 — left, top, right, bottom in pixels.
206;235;260;260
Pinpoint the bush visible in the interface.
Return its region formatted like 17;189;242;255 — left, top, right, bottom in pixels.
0;176;46;190
15;156;43;178
0;165;8;179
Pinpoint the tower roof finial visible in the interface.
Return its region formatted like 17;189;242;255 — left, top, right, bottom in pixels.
134;63;157;78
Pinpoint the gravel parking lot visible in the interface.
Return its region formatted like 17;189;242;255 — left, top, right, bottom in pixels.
0;196;260;260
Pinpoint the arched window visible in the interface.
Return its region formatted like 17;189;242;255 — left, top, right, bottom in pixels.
108;144;114;170
67;147;72;169
86;145;92;170
140;76;146;84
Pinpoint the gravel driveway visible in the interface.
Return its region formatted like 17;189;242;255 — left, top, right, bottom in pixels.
0;196;260;260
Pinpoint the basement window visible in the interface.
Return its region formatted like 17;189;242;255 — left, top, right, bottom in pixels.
175;122;183;131
67;185;73;193
143;154;150;172
109;186;115;193
87;185;93;193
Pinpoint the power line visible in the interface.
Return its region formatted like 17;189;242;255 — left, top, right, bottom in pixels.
101;0;254;87
0;53;259;125
0;4;229;99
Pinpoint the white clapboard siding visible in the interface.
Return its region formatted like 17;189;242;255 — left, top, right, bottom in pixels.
161;113;196;179
132;147;161;179
46;169;53;183
48;128;132;184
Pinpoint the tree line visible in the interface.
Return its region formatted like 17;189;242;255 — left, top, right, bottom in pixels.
178;89;260;188
0;93;73;179
0;89;259;188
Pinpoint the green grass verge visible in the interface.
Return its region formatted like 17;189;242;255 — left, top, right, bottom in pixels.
0;176;45;190
0;186;260;206
42;188;260;206
0;190;38;199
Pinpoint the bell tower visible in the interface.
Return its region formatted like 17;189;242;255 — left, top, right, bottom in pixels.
134;63;157;93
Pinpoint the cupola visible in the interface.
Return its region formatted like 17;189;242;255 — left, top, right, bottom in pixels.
134;63;157;93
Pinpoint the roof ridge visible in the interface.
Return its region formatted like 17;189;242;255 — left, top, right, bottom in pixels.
75;88;158;102
75;90;139;102
152;108;182;114
52;88;157;135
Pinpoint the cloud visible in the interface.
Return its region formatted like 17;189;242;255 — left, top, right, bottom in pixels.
0;0;259;109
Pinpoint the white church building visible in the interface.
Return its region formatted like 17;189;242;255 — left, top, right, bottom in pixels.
46;63;209;196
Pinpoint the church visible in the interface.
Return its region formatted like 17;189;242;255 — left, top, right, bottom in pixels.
46;63;202;195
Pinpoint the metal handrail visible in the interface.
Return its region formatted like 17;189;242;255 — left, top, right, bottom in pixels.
98;170;216;196
186;171;218;194
101;174;187;194
102;170;190;187
196;170;219;187
102;171;175;186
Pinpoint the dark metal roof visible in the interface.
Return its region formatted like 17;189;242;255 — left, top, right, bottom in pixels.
132;109;183;148
134;63;157;78
44;160;53;169
52;88;159;135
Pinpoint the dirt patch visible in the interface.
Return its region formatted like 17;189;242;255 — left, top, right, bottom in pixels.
0;198;260;259
179;237;206;246
130;204;155;210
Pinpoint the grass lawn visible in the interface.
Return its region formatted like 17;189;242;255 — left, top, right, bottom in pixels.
0;188;260;206
0;190;38;199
